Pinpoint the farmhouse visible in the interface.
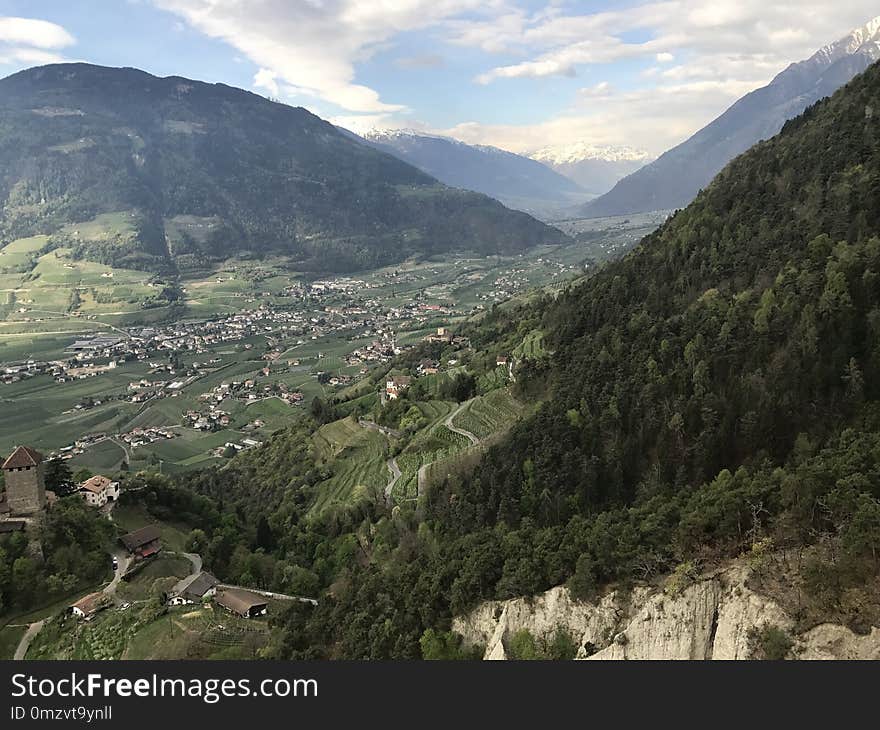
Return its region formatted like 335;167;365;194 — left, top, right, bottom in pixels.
76;475;120;507
215;588;268;618
119;525;161;560
0;520;26;534
168;571;219;606
385;375;412;400
417;359;439;375
70;592;105;619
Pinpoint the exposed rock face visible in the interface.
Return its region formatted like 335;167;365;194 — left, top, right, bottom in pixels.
452;565;877;660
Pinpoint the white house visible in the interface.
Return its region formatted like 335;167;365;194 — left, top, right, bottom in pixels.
167;571;219;606
77;474;120;507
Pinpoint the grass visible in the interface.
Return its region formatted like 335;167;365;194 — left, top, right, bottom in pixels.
452;388;525;440
310;417;389;514
27;599;276;660
113;504;190;552
118;555;193;601
0;624;26;659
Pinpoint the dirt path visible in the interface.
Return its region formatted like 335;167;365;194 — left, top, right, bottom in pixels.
103;550;132;596
13;620;45;660
444;400;480;446
384;457;402;502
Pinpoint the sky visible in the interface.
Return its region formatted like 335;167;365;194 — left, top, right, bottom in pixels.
0;1;877;156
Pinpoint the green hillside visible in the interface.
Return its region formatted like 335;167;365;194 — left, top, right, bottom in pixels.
0;63;564;274
67;62;880;660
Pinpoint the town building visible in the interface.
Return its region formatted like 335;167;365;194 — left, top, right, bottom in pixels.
119;525;162;560
167;571;219;606
215;588;268;618
1;446;47;515
70;592;105;620
385;375;412;400
76;475;120;508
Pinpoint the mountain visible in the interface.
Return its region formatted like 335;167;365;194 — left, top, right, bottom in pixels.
580;16;880;218
529;142;652;196
0;64;564;273
261;58;880;657
357;129;585;215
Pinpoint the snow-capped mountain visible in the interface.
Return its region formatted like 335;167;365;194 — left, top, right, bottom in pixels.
581;16;880;218
530;143;652;195
530;142;651;166
355;128;586;216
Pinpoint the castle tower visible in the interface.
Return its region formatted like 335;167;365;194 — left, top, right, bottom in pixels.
2;446;46;515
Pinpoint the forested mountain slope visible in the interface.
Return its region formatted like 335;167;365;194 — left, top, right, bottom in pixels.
0;64;563;273
118;61;880;659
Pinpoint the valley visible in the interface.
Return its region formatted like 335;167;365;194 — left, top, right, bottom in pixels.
0;216;654;475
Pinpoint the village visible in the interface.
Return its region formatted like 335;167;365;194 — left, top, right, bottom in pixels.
0;444;312;660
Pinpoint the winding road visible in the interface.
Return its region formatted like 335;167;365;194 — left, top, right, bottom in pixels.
361;399;482;502
384;457;402;502
13;620;45;660
13;548;132;661
444;401;479;446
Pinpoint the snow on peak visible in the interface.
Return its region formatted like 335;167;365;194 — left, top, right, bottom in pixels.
529;142;652;165
807;15;880;66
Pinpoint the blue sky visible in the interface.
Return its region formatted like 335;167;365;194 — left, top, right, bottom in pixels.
0;1;877;155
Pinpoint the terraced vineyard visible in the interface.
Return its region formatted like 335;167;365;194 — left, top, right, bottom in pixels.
392;413;472;501
452;388;525;440
310;417;390;514
513;329;546;360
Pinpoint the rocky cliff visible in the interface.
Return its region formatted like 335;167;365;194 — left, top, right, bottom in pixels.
452;564;880;660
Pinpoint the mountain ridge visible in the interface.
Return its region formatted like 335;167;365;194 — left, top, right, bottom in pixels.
356;127;585;214
0;63;564;273
580;17;880;218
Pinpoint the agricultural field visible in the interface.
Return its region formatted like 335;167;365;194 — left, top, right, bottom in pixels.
310;417;389;514
452;388;526;440
0;217;655;474
25;600;278;660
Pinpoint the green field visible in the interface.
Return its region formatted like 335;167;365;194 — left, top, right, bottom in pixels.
452;389;525;440
26;599;278;660
118;556;193;602
310;417;389;514
113;504;190;552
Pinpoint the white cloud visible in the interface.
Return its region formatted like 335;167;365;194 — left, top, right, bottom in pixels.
253;67;279;97
439;77;780;156
448;1;880;152
154;0;489;113
463;1;880;86
0;17;74;49
0;16;75;69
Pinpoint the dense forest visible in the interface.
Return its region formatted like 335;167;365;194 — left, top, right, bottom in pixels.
111;61;880;658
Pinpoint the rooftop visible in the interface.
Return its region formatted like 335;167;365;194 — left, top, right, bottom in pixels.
119;524;162;551
2;445;43;470
79;474;114;494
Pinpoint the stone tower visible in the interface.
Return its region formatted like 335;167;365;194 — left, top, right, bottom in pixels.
2;446;46;515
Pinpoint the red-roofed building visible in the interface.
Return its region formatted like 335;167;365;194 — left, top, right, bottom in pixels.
77;475;120;508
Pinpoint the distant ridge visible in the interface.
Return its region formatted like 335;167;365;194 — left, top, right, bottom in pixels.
580;16;880;218
0;63;565;273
